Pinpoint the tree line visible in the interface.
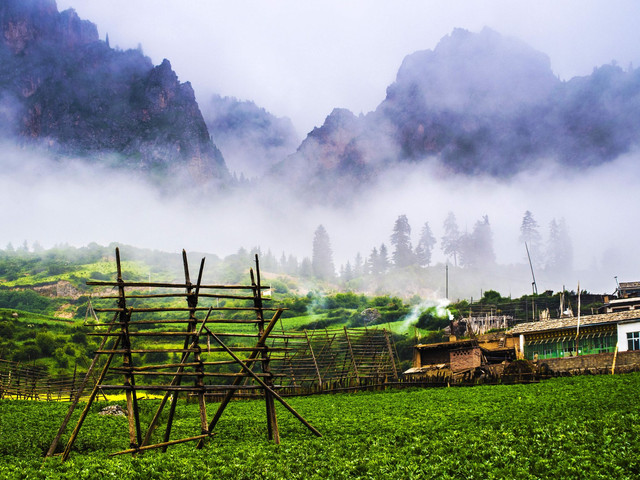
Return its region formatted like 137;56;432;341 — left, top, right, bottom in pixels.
310;210;573;283
2;210;572;286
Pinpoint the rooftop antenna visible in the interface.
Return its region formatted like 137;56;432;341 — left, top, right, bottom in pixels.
525;242;538;295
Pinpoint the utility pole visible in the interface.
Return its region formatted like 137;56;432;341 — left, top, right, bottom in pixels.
445;264;449;299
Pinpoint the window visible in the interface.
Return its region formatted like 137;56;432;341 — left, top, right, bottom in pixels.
593;336;611;353
627;331;640;351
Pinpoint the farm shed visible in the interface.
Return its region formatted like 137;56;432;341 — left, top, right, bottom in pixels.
404;336;515;377
510;310;640;362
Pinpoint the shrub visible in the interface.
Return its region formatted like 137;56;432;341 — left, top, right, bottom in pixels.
415;307;449;330
12;343;42;361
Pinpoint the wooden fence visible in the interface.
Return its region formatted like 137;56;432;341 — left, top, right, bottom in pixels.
0;359;82;401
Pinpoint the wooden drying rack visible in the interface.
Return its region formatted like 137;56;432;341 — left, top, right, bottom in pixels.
45;247;321;461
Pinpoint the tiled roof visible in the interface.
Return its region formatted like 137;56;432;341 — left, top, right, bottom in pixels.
509;309;640;334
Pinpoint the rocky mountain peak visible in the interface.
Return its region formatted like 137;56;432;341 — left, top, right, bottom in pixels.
388;27;558;115
0;0;228;188
1;0;97;54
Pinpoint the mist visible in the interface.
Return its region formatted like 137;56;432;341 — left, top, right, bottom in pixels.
3;138;639;298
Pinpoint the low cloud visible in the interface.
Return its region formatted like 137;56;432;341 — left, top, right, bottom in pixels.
3;141;639;298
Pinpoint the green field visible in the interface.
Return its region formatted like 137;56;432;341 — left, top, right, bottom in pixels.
1;373;639;479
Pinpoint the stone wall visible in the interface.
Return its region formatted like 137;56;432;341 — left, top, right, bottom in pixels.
536;350;640;374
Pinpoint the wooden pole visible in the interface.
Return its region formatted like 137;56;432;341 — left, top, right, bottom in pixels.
46;312;119;458
115;248;142;449
161;252;206;452
110;433;214;457
197;308;284;448
141;306;213;448
383;329;398;380
60;335;121;462
305;330;323;387
206;329;321;438
252;257;280;443
344;327;360;381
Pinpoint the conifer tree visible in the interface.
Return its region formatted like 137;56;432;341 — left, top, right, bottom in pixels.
415;222;437;267
441;212;461;266
519;210;542;262
546;218;573;273
353;252;364;277
391;214;415;268
311;225;335;280
378;243;390;274
368;247;379;276
459;215;495;268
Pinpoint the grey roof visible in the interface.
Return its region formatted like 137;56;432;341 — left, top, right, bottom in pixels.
509;309;640;335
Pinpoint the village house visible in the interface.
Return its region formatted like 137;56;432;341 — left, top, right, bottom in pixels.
510;309;640;373
404;334;517;377
599;281;640;313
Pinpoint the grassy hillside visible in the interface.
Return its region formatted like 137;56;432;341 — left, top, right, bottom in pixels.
0;244;432;375
2;243;600;377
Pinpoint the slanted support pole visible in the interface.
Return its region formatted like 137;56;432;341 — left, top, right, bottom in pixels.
197;308;284;449
344;327;360;381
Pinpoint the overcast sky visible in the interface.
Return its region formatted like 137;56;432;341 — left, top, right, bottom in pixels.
56;0;640;136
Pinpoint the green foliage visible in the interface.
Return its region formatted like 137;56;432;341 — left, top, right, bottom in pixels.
1;374;639;478
0;289;60;315
480;289;503;303
415;307;449;330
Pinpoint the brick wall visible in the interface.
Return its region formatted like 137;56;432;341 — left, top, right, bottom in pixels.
450;347;482;372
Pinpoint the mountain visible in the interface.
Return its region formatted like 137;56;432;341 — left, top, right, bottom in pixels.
275;28;640;201
201;95;299;179
0;0;228;185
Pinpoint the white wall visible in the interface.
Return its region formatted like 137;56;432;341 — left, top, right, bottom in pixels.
617;321;640;352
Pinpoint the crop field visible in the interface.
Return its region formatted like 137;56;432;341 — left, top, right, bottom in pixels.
0;373;639;479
